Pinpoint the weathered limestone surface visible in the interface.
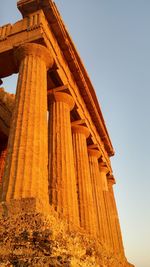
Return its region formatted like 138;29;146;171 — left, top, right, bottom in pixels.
48;92;79;226
0;88;15;112
0;88;15;136
72;124;98;236
1;43;53;210
0;144;7;186
0;199;134;267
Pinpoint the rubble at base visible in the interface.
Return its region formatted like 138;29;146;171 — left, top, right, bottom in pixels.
0;199;134;267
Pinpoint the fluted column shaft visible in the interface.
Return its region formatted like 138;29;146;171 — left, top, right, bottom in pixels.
72;125;98;236
88;149;108;242
1;43;54;208
48;92;79;226
99;163;114;249
107;177;125;255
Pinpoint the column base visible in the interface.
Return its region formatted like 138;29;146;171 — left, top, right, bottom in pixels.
0;198;135;267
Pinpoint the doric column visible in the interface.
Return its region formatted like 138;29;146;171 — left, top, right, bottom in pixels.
48;91;79;226
107;175;125;255
99;162;114;249
72;124;98;236
1;43;54;209
88;148;107;241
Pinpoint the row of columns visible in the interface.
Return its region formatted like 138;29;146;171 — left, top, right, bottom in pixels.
48;89;124;254
0;42;124;255
72;124;98;236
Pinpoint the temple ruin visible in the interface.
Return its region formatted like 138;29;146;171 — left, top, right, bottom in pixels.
0;1;134;266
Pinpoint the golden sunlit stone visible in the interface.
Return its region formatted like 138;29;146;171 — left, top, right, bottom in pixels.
0;0;135;266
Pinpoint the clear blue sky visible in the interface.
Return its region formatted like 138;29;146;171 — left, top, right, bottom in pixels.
1;1;150;266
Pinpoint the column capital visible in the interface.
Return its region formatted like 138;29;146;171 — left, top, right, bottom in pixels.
48;91;75;111
88;148;101;159
14;43;54;69
99;162;109;174
71;124;90;138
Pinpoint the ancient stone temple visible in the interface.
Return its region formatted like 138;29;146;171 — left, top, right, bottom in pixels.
0;1;134;266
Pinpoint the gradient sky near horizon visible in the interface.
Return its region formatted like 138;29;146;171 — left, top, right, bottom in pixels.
0;1;150;266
